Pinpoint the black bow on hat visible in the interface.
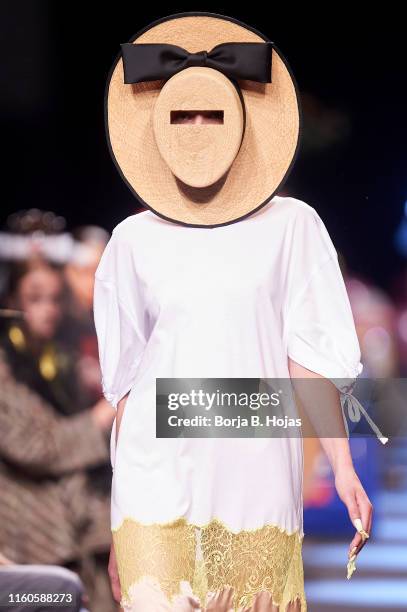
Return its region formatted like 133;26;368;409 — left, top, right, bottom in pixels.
120;41;273;84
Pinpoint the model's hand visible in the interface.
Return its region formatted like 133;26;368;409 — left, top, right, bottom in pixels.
334;466;373;557
108;541;122;603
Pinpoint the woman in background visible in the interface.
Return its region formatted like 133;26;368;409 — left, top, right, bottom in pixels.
0;209;117;612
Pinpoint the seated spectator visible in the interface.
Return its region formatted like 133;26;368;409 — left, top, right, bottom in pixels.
0;210;117;612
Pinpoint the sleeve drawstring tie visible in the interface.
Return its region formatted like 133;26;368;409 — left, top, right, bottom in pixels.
340;390;389;445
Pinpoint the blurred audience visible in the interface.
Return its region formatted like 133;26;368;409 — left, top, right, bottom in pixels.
0;209;116;612
60;225;110;406
346;275;399;378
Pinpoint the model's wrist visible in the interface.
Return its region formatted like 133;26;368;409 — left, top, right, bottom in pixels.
332;456;355;477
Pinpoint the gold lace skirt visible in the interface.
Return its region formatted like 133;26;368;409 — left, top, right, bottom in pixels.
112;516;307;611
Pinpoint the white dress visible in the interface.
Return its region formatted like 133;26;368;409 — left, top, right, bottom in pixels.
93;195;363;612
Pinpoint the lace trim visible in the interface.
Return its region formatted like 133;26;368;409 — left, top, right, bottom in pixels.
111;514;304;536
112;516;306;611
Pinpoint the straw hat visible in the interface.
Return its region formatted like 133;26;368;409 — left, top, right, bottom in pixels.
105;11;302;228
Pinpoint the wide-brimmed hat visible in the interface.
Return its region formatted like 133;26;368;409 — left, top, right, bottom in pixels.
105;11;302;228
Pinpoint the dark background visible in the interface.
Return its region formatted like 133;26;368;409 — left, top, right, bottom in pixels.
1;3;405;291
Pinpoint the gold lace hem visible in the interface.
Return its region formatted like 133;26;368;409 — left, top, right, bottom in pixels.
112;516;307;611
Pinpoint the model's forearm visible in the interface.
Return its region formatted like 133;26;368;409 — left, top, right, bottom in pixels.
115;392;130;446
318;436;354;475
288;357;355;475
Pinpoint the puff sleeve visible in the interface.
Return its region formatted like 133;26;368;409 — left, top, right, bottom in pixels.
93;225;147;410
283;203;388;444
283;204;363;390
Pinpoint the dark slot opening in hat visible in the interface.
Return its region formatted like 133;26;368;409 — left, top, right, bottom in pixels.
170;110;224;124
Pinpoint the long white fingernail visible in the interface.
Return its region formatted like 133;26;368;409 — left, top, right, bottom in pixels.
353;518;369;538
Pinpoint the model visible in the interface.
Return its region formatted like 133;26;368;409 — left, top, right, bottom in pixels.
93;12;375;611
